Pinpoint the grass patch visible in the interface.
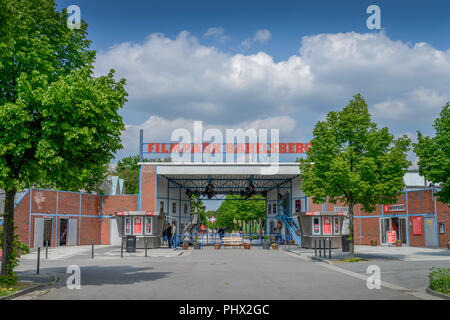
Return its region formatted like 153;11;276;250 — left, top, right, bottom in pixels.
343;257;364;263
0;282;33;298
429;268;450;295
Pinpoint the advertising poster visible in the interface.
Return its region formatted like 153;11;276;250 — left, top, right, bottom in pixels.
125;217;131;235
386;230;396;243
323;217;332;235
145;218;152;234
134;217;142;234
412;217;423;235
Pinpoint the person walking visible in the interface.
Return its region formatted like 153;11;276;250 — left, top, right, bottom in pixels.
166;223;172;248
218;227;225;241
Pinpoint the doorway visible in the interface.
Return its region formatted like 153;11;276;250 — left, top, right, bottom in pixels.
34;218;52;248
59;218;68;246
424;217;437;248
381;217;407;244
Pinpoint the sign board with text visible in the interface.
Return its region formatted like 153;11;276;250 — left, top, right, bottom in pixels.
386;230;396;244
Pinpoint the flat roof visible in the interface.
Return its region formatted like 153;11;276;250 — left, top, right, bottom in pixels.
139;162;301;194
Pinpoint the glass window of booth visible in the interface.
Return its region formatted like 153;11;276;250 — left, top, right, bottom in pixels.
145;217;152;235
124;217;132;235
333;216;340;234
312;217;321;235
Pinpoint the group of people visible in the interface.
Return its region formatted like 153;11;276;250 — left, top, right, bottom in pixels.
162;221;177;248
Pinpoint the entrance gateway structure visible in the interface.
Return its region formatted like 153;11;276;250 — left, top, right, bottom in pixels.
10;133;449;248
135;162;348;248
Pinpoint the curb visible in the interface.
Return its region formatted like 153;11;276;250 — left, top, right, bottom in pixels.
284;249;332;264
0;275;58;300
426;287;450;300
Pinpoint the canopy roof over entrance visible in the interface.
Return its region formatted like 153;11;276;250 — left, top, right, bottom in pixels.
139;163;300;195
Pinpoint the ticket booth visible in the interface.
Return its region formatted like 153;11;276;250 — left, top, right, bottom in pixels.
295;211;347;248
115;211;166;249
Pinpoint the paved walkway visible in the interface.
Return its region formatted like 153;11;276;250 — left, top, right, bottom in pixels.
13;245;443;300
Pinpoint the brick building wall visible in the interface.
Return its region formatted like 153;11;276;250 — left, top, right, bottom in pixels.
307;189;449;248
13;189;138;248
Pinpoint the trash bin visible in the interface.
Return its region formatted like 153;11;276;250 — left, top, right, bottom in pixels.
341;235;350;252
126;235;137;253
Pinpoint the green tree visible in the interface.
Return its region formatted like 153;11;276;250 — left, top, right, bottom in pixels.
114;155;171;194
414;102;450;204
216;195;265;230
0;1;127;277
299;94;411;259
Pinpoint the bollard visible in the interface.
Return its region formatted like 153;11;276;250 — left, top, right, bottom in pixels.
121;238;123;258
314;239;317;256
323;239;327;259
329;239;332;259
45;241;48;260
145;239;148;257
37;247;40;274
91;241;94;259
319;239;322;257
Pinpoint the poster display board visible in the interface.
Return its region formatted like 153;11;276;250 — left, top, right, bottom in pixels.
386;230;396;243
133;217;143;235
323;217;332;235
412;216;423;235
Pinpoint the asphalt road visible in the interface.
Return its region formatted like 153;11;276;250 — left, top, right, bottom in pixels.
14;246;434;300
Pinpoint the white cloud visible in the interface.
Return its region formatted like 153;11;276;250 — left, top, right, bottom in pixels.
95;30;450;160
204;26;231;43
117;115;298;160
241;29;272;48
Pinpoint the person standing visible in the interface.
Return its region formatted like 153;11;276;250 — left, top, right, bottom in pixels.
171;221;177;248
166;223;172;248
162;224;168;247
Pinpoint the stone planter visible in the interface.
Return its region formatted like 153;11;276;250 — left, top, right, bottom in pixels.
272;243;279;250
243;243;251;250
193;243;201;250
262;242;270;250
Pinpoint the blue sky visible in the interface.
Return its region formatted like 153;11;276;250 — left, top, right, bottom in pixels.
56;0;450;164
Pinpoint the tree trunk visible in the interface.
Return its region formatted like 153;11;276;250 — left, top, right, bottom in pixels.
348;200;354;259
1;189;16;276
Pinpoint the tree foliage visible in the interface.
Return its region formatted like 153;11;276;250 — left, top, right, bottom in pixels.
414;102;450;204
114;155;171;194
215;195;265;230
0;0;127;276
299;94;411;257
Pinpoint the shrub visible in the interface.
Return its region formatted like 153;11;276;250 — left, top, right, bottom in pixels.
429;268;450;295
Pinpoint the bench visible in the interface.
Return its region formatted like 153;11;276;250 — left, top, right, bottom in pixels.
221;237;243;248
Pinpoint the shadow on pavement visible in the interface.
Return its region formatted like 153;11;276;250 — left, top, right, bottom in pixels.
37;265;172;287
